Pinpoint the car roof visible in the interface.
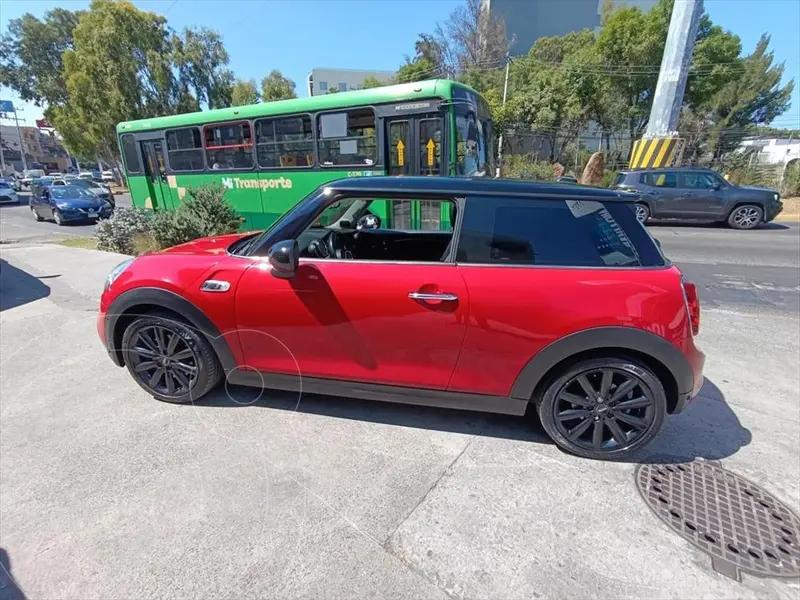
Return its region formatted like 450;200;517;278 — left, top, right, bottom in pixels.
618;167;719;174
323;176;635;202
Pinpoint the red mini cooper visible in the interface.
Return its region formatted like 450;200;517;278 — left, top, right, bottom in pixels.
98;177;705;460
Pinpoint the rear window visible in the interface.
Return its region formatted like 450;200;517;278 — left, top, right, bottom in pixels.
457;196;665;267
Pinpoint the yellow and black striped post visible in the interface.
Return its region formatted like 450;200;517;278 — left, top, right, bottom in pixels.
629;137;679;169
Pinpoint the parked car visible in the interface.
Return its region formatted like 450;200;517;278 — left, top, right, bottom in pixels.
557;175;579;183
98;176;705;460
0;179;19;204
101;170;115;183
612;167;783;229
68;178;115;207
62;173;78;182
30;184;113;225
77;171;94;181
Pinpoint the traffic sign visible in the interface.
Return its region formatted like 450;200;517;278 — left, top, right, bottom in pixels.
0;100;15;113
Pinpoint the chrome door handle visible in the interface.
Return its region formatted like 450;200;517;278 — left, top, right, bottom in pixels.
408;292;458;301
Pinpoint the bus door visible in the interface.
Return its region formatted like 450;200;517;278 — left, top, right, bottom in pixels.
140;140;173;210
384;113;446;230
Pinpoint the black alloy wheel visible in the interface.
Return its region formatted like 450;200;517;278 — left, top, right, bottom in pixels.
538;358;666;460
129;324;199;397
121;313;221;403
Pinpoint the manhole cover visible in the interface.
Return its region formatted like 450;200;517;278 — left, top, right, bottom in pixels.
635;461;800;581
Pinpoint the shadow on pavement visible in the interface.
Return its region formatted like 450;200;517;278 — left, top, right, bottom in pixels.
199;377;750;461
0;547;27;600
0;259;51;312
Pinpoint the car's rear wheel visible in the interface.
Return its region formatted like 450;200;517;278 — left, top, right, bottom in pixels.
634;203;650;223
537;357;666;460
728;205;763;230
31;205;42;222
121;312;222;403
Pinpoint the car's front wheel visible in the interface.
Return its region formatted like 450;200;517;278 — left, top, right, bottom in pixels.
31;205;42;222
52;209;64;226
537;357;666;460
728;205;763;230
121;312;222;403
634;203;650;223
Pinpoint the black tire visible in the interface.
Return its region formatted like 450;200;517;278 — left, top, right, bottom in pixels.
31;206;42;221
121;311;222;404
727;204;763;230
634;202;650;223
537;357;666;460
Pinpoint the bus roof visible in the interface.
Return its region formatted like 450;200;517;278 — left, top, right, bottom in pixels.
117;79;473;134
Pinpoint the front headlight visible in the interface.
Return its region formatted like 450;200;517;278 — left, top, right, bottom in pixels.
56;202;71;209
104;258;135;291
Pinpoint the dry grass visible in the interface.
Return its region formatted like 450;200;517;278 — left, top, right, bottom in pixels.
52;236;99;249
779;197;800;219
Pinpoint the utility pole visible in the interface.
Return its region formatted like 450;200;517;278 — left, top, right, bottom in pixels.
629;0;704;169
496;52;511;178
12;110;28;172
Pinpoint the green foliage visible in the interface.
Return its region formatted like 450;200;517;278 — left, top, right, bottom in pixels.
0;8;81;106
395;57;438;84
782;162;800;197
2;0;234;163
500;155;554;180
231;79;260;106
261;69;296;102
359;76;385;89
151;183;243;249
95;206;152;255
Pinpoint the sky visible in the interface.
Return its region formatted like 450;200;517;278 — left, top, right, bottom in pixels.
1;0;798;130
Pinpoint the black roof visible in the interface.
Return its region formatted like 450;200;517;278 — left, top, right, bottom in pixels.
618;166;721;174
324;176;636;202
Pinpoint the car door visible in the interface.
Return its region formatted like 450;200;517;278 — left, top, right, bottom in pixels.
234;195;469;390
678;171;726;218
639;171;681;217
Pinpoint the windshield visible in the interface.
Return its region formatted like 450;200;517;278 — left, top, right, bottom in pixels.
51;187;96;200
39;177;54;185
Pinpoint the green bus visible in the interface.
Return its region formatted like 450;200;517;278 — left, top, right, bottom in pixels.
116;79;494;231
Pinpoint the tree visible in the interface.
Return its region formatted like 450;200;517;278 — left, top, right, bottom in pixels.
0;8;82;106
50;0;181;165
231;79;260;106
261;69;296;102
360;76;385;89
702;35;794;158
172;27;233;109
395;57;438;84
434;0;511;75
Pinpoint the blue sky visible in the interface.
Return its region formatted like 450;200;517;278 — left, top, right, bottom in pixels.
1;0;798;129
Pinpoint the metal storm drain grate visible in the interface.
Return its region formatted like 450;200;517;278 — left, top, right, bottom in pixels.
635;461;800;581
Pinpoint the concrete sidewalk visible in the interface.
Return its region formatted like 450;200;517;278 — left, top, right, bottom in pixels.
0;244;798;599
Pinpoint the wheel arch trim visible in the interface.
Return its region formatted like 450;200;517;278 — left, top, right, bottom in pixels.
105;286;238;372
510;326;694;401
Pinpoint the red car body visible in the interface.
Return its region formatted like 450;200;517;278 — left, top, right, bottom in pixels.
98;177;705;459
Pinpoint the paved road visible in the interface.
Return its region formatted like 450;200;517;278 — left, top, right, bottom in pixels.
2;191;797;314
648;221;800;315
1;243;798;599
0;191;132;242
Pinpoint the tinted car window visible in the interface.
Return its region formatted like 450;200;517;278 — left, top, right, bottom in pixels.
640;172;677;188
457;196;665;267
51;187;96;200
682;172;717;189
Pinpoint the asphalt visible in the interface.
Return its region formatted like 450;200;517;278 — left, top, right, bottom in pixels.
1;220;799;598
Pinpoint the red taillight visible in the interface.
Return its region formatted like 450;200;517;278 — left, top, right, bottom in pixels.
683;280;700;335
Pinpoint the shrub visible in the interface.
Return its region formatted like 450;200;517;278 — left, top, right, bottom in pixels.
95;206;152;255
151;183;244;250
602;170;619;188
781;161;800;197
501;155;555;181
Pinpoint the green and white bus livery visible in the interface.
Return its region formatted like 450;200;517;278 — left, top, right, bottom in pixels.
116;79;494;231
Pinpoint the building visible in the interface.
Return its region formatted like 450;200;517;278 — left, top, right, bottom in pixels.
0;124;71;173
484;0;657;55
739;137;800;166
307;68;395;97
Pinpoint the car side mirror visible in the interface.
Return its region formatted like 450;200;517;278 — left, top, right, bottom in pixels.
712;182;721;191
268;239;299;279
